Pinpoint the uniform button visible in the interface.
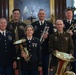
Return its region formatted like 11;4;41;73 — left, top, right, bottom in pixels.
29;49;31;51
4;40;6;42
5;47;7;49
5;50;7;52
5;43;7;45
29;45;31;47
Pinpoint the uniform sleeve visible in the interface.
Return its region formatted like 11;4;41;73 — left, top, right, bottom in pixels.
37;40;42;67
48;34;54;54
68;34;74;54
49;22;54;34
11;34;17;61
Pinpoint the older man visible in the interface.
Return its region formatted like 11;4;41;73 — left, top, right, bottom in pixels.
0;18;16;75
49;19;74;74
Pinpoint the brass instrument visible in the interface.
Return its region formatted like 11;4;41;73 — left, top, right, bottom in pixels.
66;24;75;33
14;39;31;61
53;51;75;75
40;26;49;43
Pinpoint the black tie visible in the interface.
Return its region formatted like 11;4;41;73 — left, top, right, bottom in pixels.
68;21;70;24
3;32;5;36
41;22;42;25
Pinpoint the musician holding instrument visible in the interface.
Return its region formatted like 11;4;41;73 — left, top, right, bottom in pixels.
6;9;26;75
63;8;76;73
32;9;54;75
0;18;16;75
48;19;74;74
18;25;42;75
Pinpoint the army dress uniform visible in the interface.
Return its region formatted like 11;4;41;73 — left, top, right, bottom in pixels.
20;37;42;75
32;20;53;54
63;19;76;72
48;31;74;67
32;20;54;75
7;20;26;40
0;30;16;75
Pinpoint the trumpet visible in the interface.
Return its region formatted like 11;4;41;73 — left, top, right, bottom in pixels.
40;26;49;43
66;24;75;33
14;39;31;61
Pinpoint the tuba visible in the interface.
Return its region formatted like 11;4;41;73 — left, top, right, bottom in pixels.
14;39;31;61
53;51;75;75
40;26;49;43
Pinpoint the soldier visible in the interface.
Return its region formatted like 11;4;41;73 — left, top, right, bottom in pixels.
6;9;26;75
48;19;74;74
0;18;16;75
63;8;76;73
19;25;42;75
7;9;26;40
32;9;54;75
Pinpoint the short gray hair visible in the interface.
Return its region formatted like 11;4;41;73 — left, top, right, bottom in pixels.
25;25;34;31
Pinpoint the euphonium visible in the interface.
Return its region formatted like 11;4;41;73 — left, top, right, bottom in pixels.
53;51;75;75
14;39;31;61
20;44;31;61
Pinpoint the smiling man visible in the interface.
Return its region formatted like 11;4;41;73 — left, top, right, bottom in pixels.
48;19;74;74
32;9;54;75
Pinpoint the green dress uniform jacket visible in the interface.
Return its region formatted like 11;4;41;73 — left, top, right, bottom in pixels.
7;20;26;40
48;31;74;66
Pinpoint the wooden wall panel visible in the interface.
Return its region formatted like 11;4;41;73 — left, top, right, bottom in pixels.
55;0;66;20
0;0;9;21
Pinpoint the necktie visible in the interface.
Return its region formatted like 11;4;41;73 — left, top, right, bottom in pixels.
3;32;5;36
41;22;42;25
68;21;70;24
3;32;4;35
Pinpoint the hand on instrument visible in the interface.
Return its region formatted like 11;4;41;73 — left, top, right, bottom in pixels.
21;50;27;58
43;33;48;39
38;67;42;71
13;61;17;69
55;50;58;53
69;53;72;56
68;30;73;36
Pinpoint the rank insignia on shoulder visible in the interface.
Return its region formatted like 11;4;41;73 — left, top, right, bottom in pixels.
19;25;24;30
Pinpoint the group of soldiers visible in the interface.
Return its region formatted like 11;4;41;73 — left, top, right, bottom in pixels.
0;8;76;75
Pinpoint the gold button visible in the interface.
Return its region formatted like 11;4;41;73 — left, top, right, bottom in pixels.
29;45;31;47
29;49;31;51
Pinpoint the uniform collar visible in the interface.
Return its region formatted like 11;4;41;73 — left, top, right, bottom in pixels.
27;36;33;40
11;20;21;24
39;20;44;25
0;30;6;36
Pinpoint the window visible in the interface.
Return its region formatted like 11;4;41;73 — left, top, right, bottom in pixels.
73;0;76;14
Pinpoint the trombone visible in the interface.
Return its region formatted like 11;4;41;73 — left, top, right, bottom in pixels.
66;24;75;33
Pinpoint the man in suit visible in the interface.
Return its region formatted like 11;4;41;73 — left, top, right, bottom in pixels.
7;9;26;75
63;8;76;73
0;18;16;75
32;9;54;75
49;19;74;74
